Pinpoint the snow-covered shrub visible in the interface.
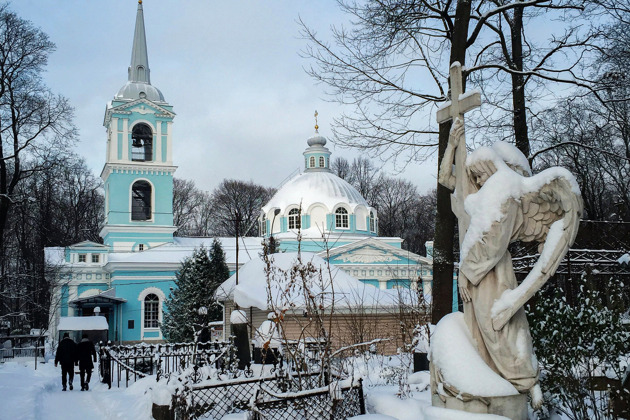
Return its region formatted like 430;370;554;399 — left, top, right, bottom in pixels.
527;273;630;419
162;241;229;342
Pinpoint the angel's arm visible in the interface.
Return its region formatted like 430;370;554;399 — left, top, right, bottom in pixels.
438;118;464;191
460;200;519;286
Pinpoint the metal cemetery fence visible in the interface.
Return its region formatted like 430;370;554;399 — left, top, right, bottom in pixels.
173;372;365;420
251;379;366;420
99;341;232;388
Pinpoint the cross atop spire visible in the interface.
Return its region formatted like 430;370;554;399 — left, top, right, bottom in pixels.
128;0;150;84
314;110;319;133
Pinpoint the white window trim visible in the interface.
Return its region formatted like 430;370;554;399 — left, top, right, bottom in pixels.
334;207;350;229
129;178;155;223
138;287;165;340
287;208;301;230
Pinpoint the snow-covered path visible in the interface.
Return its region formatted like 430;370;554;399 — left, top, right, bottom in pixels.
0;360;152;420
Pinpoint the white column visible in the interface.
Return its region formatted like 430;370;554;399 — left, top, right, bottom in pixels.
155;120;162;163
67;285;78;316
110;118;119;162
166;121;173;164
122;119;129;161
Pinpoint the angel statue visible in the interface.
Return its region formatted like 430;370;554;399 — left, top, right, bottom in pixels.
438;118;583;409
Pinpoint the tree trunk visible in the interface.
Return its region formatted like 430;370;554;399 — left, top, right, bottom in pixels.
432;0;472;323
511;3;530;157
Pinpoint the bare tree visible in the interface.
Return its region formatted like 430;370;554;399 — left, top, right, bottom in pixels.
0;4;76;248
173;178;204;236
209;179;276;237
0;5;76;321
2;153;102;328
301;0;611;320
331;157;351;180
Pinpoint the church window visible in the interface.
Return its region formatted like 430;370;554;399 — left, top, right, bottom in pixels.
335;207;349;229
131;123;153;162
309;156;315;168
92;254;100;263
319;156;325;167
78;254;86;263
261;214;267;235
138;244;145;251
288;208;301;229
131;181;152;221
369;211;376;232
144;294;159;328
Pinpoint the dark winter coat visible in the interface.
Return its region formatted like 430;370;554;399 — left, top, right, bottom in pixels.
55;337;77;366
76;338;97;370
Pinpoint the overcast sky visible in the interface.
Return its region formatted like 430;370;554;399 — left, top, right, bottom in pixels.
12;0;437;194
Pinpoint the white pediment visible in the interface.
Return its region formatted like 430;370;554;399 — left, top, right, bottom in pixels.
129;104;155;115
69;241;109;250
337;247;403;263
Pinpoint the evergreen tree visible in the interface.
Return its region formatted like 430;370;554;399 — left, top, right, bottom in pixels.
161;240;229;342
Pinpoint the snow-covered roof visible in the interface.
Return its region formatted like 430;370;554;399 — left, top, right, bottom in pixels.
215;252;401;310
107;237;263;266
57;316;109;331
262;171;370;214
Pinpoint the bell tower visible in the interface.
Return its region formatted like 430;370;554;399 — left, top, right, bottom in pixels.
100;1;177;252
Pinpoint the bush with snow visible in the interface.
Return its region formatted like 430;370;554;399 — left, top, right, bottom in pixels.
527;273;630;419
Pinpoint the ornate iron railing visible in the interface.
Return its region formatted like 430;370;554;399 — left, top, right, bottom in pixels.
98;341;233;388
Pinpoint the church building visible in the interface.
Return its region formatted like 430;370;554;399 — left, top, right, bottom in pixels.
45;1;434;344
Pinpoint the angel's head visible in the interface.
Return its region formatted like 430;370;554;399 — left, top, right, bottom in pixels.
491;141;531;177
466;147;501;188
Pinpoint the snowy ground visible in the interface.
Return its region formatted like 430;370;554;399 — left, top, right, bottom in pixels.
0;356;512;420
0;359;153;420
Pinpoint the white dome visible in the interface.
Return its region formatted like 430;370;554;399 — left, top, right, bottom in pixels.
263;171;369;214
115;81;165;102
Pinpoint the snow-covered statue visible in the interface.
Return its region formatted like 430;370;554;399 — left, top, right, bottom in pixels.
430;63;583;418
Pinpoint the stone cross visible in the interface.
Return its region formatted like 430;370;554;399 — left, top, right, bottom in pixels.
436;62;481;234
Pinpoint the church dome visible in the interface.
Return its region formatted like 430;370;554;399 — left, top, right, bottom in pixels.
307;134;327;147
260;123;378;240
262;171;369;214
115;81;165;103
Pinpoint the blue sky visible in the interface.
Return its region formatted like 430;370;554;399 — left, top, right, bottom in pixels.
11;0;437;194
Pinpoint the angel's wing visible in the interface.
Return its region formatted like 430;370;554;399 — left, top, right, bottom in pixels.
491;173;583;331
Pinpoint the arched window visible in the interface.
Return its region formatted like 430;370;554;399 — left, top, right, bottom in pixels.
335;207;349;229
131;123;153;162
369;211;376;233
131;181;152;221
309;156;315;168
319;156;325;167
144;293;159;328
260;214;267;235
288;208;301;229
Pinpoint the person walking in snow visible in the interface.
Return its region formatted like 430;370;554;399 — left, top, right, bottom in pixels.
55;333;77;391
76;334;97;391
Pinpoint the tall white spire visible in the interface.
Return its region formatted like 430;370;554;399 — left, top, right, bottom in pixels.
115;0;165;103
128;0;150;84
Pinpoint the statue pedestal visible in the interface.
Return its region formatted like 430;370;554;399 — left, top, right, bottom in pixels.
429;313;528;420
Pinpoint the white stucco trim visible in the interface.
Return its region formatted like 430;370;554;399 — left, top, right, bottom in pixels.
138;287;166;341
306;202;331;215
166;121;173;164
128;177;156;223
129;119;156;134
122;119;129;161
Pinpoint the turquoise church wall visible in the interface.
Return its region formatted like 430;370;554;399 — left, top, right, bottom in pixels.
104;170;174;226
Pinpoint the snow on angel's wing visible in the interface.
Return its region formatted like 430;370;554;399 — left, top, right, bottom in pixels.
491;171;583;331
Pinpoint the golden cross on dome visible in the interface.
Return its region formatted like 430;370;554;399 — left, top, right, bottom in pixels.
314;110;319;132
